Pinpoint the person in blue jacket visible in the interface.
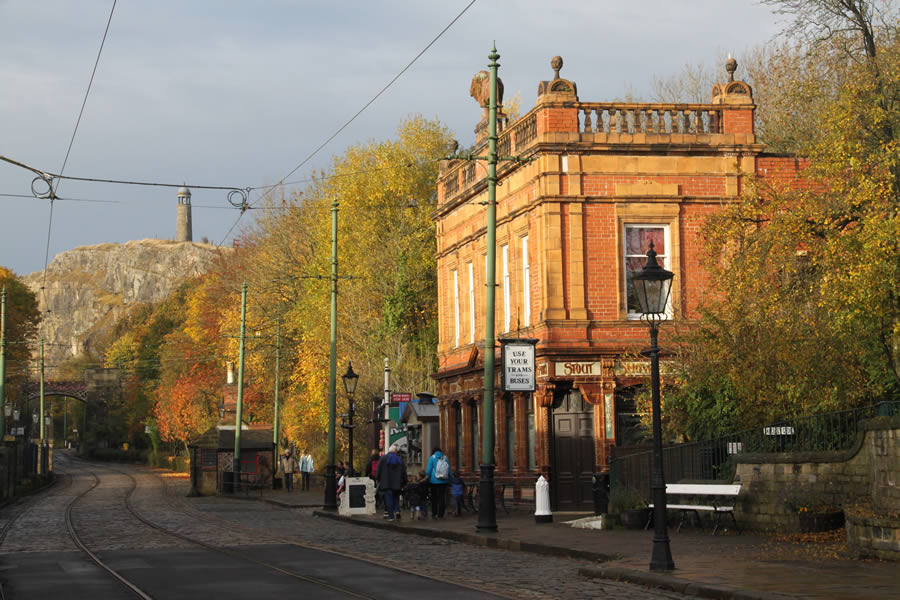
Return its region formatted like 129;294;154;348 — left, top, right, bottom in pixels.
425;446;452;518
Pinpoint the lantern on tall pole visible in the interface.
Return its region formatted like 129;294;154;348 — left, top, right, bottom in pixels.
631;241;675;571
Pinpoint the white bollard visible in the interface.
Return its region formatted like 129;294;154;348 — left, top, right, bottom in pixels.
534;475;553;523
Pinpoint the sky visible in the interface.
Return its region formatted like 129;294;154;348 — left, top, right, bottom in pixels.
1;1;784;277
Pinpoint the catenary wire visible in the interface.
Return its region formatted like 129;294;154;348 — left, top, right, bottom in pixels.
39;0;117;336
242;0;477;211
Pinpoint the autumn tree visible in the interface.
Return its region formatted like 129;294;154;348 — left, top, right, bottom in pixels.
240;115;455;467
0;267;41;399
662;0;900;440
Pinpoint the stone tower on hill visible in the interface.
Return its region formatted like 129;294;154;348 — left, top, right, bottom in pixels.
176;186;193;242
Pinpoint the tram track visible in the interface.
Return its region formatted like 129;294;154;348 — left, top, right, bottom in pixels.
81;457;511;599
61;456;388;599
152;471;517;599
64;470;154;600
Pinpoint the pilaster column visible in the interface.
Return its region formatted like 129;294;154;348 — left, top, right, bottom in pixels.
534;384;555;480
568;202;587;320
540;203;566;320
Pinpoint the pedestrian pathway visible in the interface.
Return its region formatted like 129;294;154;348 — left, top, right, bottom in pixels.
229;483;325;509
226;486;897;600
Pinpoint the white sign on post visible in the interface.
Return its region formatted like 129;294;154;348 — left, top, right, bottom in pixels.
501;339;537;392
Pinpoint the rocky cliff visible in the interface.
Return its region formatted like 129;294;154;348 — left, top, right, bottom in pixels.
23;239;223;368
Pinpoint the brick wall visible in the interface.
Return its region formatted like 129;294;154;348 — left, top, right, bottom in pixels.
722;108;754;134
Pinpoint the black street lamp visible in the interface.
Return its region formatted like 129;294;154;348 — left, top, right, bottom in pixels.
341;362;359;476
631;241;675;572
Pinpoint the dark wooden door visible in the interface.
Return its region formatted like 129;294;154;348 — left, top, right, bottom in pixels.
552;389;595;511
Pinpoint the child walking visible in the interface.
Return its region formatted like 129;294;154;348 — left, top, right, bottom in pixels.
405;470;429;520
450;472;465;516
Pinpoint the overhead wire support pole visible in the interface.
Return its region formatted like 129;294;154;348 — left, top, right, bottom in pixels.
233;282;248;487
39;338;45;475
273;318;281;454
40;339;45;440
477;44;501;533
324;199;339;511
0;287;5;436
442;46;534;534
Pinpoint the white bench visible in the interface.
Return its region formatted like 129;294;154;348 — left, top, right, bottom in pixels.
646;483;742;535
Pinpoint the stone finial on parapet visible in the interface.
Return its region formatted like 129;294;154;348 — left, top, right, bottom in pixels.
711;55;753;105
538;55;578;99
711;55;755;137
725;54;738;82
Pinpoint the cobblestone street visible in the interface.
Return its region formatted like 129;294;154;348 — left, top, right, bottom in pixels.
0;457;698;599
169;480;696;599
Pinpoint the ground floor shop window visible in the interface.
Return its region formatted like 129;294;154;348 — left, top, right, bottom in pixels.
240;451;258;475
454;402;463;471
615;385;651;446
527;401;536;471
407;424;422;464
200;448;216;470
470;400;480;470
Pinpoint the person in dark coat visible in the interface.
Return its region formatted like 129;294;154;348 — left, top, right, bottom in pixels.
376;444;407;521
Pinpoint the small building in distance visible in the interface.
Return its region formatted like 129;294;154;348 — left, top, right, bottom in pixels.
188;368;274;495
432;55;808;511
400;393;441;472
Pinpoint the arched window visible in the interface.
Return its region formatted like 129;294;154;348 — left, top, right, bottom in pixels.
454;402;463;472
505;394;515;472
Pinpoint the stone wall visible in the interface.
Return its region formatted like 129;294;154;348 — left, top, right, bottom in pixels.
733;417;900;532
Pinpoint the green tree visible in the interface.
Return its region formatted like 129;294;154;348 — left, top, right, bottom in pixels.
664;1;900;440
0;267;41;394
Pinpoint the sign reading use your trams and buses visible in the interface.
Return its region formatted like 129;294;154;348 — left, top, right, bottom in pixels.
501;338;538;392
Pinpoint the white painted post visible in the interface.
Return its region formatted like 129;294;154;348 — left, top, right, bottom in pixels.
535;475;552;523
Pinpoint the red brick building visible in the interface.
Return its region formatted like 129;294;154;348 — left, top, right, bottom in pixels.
432;56;805;511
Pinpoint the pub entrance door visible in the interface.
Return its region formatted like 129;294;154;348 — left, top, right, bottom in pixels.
551;388;595;511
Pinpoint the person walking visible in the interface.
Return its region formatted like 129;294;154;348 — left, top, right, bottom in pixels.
376;444;407;521
280;450;297;492
298;450;314;491
425;446;452;518
450;472;465;516
367;449;381;481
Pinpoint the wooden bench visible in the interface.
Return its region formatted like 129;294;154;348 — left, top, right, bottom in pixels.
646;483;741;535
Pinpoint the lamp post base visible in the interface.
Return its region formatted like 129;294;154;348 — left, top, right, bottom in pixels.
650;490;675;570
650;535;675;571
476;463;498;533
324;463;337;511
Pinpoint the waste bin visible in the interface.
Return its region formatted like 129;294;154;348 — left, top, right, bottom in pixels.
222;471;235;494
591;472;609;515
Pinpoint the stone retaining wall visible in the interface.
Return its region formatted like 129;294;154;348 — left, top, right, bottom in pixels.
732;417;899;532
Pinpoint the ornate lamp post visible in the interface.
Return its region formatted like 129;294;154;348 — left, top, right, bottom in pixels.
341;362;359;476
631;241;675;572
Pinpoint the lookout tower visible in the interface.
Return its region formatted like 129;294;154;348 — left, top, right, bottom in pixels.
176;186;193;242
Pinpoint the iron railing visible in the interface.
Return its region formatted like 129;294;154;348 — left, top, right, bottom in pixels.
610;401;900;502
